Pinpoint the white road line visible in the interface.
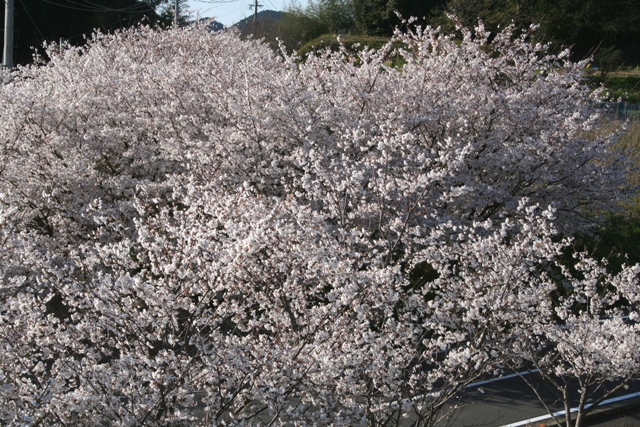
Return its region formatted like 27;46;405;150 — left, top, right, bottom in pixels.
499;391;640;427
384;369;541;407
466;369;540;389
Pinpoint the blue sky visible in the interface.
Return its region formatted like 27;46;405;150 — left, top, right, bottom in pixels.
186;0;308;27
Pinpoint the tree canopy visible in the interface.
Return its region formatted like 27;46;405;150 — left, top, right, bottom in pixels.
0;22;637;426
286;0;640;65
439;0;640;65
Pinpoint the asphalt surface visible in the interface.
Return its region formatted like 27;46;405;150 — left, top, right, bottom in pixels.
440;372;640;427
589;412;640;427
187;370;640;425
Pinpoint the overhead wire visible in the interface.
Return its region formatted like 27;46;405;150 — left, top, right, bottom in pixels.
190;0;246;23
35;0;155;43
192;0;239;4
8;0;158;63
264;0;278;10
61;13;154;42
83;0;152;12
40;0;152;13
18;0;46;41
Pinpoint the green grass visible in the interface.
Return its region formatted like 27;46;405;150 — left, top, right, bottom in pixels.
579;120;640;268
587;69;640;104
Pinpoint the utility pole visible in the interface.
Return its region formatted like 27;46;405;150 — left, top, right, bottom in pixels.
251;0;261;32
174;0;179;26
3;0;14;69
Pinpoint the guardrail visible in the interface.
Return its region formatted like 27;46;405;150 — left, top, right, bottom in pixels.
600;102;640;120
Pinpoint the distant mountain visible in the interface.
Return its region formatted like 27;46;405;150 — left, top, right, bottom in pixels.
234;10;286;30
196;18;225;32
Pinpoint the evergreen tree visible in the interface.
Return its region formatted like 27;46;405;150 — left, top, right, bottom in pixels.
158;0;191;26
352;0;445;35
307;0;355;34
437;0;640;65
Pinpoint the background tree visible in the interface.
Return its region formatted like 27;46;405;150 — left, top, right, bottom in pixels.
352;0;445;35
435;0;535;32
302;0;640;66
157;0;191;26
279;0;356;49
436;0;640;65
305;0;356;34
277;8;328;51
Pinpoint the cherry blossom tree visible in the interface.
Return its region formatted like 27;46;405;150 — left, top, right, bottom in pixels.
0;181;369;425
418;202;640;427
508;249;640;427
0;177;495;425
0;20;636;426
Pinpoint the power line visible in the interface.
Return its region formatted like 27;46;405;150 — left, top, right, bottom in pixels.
40;0;152;13
210;3;249;23
83;0;151;12
19;0;46;41
192;0;239;4
59;13;153;42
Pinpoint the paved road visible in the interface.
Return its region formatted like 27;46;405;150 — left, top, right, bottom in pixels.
188;371;640;425
590;413;640;427
441;372;640;427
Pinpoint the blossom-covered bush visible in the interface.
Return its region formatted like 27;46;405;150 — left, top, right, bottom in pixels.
0;21;637;426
